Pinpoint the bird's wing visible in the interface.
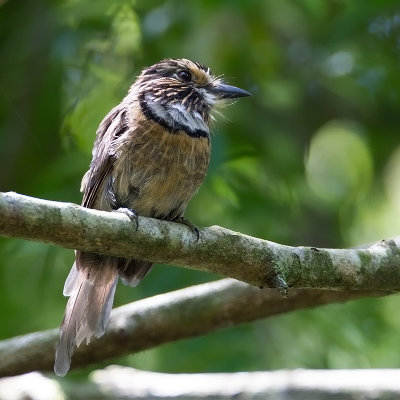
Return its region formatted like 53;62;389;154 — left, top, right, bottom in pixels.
81;105;129;209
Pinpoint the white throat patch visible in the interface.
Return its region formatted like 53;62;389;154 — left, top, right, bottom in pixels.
144;92;212;134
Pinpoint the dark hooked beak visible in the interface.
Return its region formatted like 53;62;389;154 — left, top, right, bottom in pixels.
210;82;252;99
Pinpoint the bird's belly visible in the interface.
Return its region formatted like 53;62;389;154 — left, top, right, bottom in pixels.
114;130;210;220
136;170;201;219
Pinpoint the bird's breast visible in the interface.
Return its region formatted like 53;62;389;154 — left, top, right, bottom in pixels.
113;122;211;219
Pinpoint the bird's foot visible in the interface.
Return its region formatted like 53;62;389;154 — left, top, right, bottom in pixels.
115;207;139;230
177;217;200;242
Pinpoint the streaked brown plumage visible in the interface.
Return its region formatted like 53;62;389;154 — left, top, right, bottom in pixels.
54;58;250;376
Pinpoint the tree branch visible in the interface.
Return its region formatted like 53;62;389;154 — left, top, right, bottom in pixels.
3;367;400;399
1;191;400;291
0;279;386;377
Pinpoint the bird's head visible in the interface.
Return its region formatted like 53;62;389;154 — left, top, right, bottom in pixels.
132;58;251;138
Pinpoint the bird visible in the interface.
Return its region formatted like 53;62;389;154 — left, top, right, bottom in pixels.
54;58;251;376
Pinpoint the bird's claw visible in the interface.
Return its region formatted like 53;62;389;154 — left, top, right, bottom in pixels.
178;217;200;242
115;207;139;230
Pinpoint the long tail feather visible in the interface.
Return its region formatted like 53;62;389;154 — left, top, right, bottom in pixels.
54;255;118;377
54;254;153;376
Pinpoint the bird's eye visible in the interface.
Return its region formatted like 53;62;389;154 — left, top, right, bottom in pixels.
177;70;192;83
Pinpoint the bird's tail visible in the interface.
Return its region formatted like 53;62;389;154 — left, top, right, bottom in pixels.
54;252;153;377
54;252;118;377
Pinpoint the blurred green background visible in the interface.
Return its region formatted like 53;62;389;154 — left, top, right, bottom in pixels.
1;0;400;378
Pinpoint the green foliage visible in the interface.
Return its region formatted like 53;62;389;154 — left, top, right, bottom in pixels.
1;0;400;376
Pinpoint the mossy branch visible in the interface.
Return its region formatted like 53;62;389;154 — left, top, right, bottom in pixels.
0;191;400;291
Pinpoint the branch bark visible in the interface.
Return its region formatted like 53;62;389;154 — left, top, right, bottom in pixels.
1;191;400;291
0;279;387;377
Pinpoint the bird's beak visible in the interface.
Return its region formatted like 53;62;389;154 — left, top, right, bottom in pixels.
210;82;252;99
